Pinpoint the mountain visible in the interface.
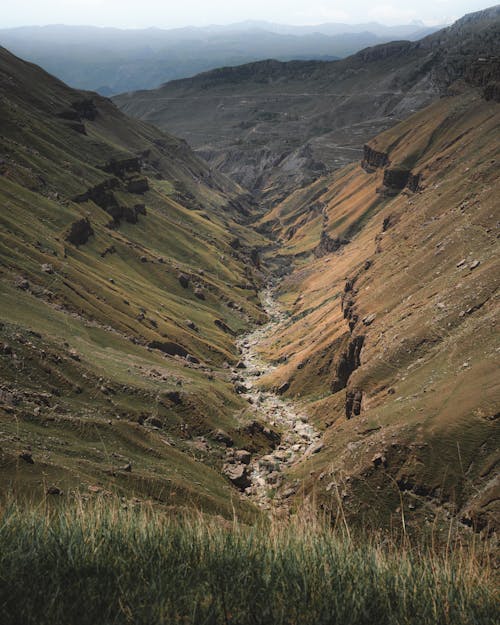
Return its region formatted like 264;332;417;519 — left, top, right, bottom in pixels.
255;87;499;532
114;6;500;203
0;44;271;517
0;21;441;95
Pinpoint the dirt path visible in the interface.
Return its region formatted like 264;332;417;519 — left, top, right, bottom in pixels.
235;286;321;509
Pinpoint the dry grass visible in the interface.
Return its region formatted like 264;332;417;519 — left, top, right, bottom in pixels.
0;499;497;625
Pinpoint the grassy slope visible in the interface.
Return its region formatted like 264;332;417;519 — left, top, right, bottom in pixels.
254;90;500;532
0;46;272;518
0;501;497;625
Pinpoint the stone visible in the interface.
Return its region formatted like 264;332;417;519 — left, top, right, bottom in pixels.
469;260;480;270
194;288;205;300
68;349;80;361
121;463;132;472
15;277;30;290
234;449;251;464
222;463;251;490
236;361;247;369
186;320;198;331
211;429;233;446
41;263;54;274
178;273;190;288
46;485;63;496
308;442;324;455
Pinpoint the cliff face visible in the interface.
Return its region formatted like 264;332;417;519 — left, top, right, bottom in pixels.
255;89;500;533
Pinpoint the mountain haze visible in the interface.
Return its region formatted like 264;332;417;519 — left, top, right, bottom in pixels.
115;6;500;202
0;21;439;95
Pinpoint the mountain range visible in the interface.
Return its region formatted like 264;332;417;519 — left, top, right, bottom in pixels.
0;21;439;94
115;6;500;203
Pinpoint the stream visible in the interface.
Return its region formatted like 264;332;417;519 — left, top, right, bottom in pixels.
234;286;322;510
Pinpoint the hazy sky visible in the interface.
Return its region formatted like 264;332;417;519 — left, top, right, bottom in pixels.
0;0;494;29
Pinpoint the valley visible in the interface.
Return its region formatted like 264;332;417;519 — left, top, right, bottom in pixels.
0;4;499;624
0;6;499;541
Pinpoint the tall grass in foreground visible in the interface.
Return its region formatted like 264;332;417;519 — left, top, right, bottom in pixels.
0;501;496;625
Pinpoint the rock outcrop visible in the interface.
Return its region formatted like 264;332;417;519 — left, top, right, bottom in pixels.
65;217;94;246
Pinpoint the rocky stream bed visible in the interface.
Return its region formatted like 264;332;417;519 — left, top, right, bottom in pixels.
225;286;322;511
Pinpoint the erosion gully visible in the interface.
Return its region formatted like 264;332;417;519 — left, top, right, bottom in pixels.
233;283;321;511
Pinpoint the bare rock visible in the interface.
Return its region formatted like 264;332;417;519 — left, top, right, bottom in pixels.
234;449;251;464
222;463;251;490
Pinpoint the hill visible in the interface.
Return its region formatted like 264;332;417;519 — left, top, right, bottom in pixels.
114;6;500;202
0;45;273;518
251;85;499;533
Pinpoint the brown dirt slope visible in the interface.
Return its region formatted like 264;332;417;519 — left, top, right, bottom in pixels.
257;88;500;533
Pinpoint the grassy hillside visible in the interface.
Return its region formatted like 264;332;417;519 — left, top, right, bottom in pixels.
0;501;497;625
252;89;500;532
0;46;273;517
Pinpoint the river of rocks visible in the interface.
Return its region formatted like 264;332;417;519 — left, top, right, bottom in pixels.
231;286;322;510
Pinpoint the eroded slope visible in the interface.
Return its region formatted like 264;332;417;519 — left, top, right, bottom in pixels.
253;89;500;532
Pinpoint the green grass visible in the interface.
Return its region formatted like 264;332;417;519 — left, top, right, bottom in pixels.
0;501;496;625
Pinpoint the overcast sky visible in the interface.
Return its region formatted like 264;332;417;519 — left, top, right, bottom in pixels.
0;0;495;29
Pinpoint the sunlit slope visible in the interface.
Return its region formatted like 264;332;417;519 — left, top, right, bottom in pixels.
257;89;500;531
0;46;269;516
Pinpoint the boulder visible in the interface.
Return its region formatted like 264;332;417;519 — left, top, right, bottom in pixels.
19;450;34;464
234;449;252;464
66;218;94;245
178;273;190;288
372;453;387;468
214;319;235;335
222;463;251;490
277;382;290;395
145;416;163;428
